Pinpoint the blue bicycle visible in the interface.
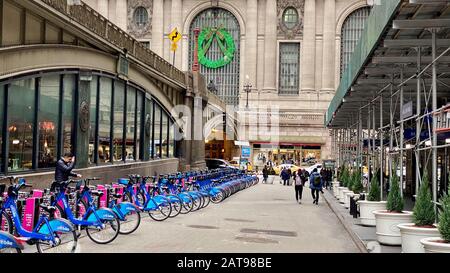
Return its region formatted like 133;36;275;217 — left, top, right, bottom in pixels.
0;176;78;253
50;178;120;244
104;185;141;234
120;175;172;221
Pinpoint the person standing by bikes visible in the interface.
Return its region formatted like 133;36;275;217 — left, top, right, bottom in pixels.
262;165;269;184
55;152;82;184
281;167;290;186
309;168;323;205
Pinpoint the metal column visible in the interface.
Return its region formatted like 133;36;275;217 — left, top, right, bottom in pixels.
368;105;371;182
431;30;438;213
389;78;394;184
380;95;384;200
415;47;422;196
400;68;404;197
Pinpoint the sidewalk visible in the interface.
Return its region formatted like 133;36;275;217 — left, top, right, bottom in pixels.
322;189;401;253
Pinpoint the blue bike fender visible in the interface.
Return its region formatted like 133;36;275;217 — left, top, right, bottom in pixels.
146;196;168;209
178;193;192;203
38;218;75;235
167;195;180;203
115;202;139;216
209;188;221;195
88;208;117;222
0;232;23;250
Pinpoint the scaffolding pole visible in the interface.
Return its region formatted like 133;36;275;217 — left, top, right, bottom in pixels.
380;95;384;200
400;68;404;197
368;104;371;182
373;97;377;176
389;76;394;185
431;29;438;215
415;47;422;197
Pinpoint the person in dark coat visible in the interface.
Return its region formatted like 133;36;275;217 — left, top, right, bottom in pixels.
281;168;290;186
262;165;269;183
55;152;82;184
309;168;323;205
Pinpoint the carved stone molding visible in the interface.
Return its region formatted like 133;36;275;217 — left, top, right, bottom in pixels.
127;0;153;38
277;0;305;39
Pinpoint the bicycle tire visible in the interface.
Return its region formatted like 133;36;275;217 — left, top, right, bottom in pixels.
179;194;193;214
117;207;141;235
83;200;120;244
167;195;182;218
0;247;21;253
0;211;13;234
36;229;78;253
148;199;172;221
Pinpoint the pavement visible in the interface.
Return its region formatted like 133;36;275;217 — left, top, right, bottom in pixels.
20;180;360;253
321;188;402;253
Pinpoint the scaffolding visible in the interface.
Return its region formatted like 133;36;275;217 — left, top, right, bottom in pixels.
329;0;450;216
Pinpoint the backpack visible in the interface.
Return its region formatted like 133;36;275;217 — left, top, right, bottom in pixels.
313;175;321;186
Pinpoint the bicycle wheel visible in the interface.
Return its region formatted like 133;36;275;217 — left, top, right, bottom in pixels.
201;192;210;208
190;194;202;211
168;195;182;218
148;199;172;221
179;194;193;214
117;207;141;235
83;202;120;244
210;189;225;204
36;230;78;253
0;211;13;234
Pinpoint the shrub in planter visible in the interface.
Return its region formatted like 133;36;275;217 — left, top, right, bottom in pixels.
367;175;381;202
387;171;403;212
340;167;349;187
413;171;435;227
439;189;450;243
352;170;364;194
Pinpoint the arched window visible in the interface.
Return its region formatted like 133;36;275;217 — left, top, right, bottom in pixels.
283;7;299;30
134;7;148;27
340;7;371;78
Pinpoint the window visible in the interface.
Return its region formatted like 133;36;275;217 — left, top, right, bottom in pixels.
153;103;161;159
283;8;298;29
89;76;98;164
140;41;150;49
0;86;4;171
279;43;300;95
147;99;153;158
62;75;75;156
169;120;175;158
161;112;168;158
134;7;148;27
8;79;35;171
113;81;125;162
340;7;371;78
38;75;59;168
136;92;143;160
98;77;112;163
125;87;136;161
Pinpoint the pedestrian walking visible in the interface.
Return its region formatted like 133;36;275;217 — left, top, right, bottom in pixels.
281;168;290;186
309;168;323;205
293;171;304;204
262;165;269;184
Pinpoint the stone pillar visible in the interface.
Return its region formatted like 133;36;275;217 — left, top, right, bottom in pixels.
321;0;335;92
75;78;91;169
97;0;109;18
301;0;316;92
246;0;258;86
170;0;182;68
115;0;127;30
263;0;277;92
142;94;152;161
151;0;164;56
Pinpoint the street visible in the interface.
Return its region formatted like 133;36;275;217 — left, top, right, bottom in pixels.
74;182;359;253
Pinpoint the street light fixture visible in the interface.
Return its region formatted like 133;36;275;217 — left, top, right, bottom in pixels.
244;75;252;110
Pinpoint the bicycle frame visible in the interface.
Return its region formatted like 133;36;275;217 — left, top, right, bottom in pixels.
123;181;167;210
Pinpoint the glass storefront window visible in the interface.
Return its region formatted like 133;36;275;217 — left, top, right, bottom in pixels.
0;86;4;171
113;81;124;162
98;77;112;163
136;92;143;160
38;75;59;168
169;120;175;158
153;103;161;159
62;75;75;156
88;76;98;164
8;79;35;171
161;112;168;158
125;87;136;161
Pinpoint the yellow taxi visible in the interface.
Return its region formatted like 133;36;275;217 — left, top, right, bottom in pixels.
272;164;301;175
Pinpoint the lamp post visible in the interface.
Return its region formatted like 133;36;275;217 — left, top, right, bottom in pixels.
244;75;252;109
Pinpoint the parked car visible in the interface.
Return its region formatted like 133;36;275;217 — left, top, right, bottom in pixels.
305;163;322;176
272;164;301;175
229;159;240;168
205;158;238;170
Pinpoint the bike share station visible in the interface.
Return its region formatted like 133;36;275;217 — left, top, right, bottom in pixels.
0;168;259;253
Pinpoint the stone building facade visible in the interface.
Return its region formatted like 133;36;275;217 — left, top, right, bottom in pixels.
83;0;373;166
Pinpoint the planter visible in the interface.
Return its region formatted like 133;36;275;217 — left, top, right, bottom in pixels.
344;191;355;209
339;187;349;203
420;237;450;253
398;223;440;253
266;175;275;184
357;201;387;226
373;210;413;245
332;182;340;198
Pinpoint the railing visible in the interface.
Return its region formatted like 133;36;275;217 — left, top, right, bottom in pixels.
40;0;186;86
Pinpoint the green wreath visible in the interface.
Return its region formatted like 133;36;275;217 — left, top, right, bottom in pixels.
198;27;236;69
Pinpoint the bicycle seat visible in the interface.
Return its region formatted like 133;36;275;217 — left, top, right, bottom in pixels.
39;204;56;214
91;190;104;197
118;178;130;186
112;193;122;199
